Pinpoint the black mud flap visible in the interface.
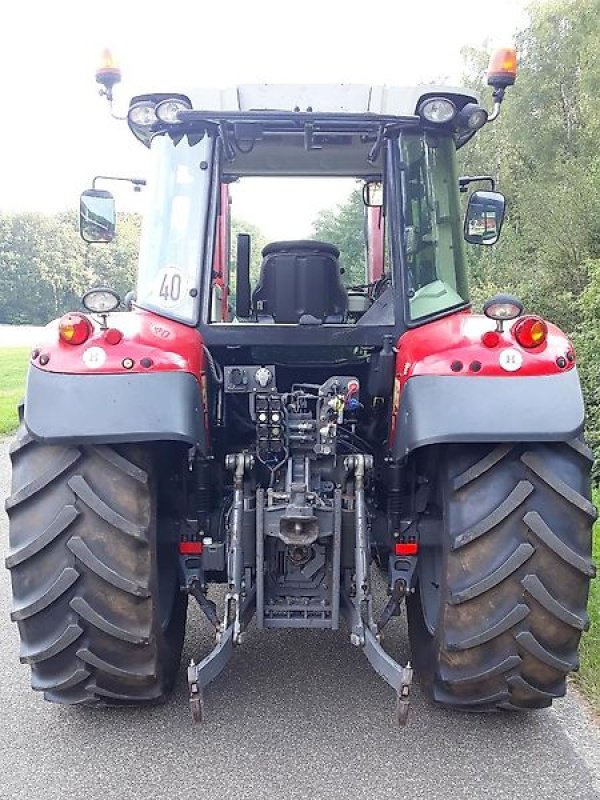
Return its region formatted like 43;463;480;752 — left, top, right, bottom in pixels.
24;366;207;450
392;370;585;458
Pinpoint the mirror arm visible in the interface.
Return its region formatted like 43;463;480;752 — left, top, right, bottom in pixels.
459;175;496;193
92;175;147;192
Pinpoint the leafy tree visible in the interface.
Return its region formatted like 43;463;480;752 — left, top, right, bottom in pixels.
312;189;367;285
0;211;141;324
459;0;600;467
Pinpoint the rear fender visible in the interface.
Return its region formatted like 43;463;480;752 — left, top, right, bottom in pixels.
390;312;583;458
24;308;209;450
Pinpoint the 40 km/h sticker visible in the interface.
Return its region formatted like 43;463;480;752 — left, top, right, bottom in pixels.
154;267;187;309
499;348;523;372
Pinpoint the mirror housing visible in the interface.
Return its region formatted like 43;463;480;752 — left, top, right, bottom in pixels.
363;181;383;208
79;189;116;243
464;190;506;246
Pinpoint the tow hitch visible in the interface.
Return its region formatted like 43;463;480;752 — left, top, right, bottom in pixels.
186;451;418;726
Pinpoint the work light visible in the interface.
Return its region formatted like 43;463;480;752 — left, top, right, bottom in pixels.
82;287;121;314
156;98;192;123
456;103;488;132
128;102;158;128
418;97;456;124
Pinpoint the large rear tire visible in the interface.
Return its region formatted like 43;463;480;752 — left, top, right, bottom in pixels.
407;440;596;711
6;424;187;705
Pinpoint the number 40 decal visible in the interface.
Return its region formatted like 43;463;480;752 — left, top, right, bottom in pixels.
155;267;185;308
160;272;181;303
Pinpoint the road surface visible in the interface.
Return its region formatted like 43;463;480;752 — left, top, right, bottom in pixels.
1;436;599;800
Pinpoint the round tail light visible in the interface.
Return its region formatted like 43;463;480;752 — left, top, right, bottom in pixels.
513;316;548;349
59;313;93;345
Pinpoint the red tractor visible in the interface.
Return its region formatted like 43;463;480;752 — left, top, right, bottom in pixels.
6;49;596;724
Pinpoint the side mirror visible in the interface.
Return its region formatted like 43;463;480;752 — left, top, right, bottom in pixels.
363;181;383;208
79;189;116;243
464;190;506;246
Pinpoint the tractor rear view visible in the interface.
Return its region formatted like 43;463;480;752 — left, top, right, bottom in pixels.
6;48;596;723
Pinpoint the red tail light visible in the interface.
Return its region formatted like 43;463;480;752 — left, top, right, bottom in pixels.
179;541;203;555
58;313;92;345
395;542;419;556
104;327;123;345
513;316;548;349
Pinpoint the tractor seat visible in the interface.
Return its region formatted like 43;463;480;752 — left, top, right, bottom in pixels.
252;241;347;324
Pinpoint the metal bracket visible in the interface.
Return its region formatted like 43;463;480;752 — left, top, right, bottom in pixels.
187;624;235;723
377;578;406;633
342;454;414;725
187;580;221;630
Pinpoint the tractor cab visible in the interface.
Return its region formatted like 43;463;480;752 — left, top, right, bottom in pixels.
82;82;508;349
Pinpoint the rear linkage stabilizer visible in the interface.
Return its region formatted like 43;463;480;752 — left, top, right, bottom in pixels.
185;452;414;726
186;452;255;723
341;454;414;726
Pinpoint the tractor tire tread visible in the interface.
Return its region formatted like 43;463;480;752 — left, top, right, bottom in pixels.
523;511;596;576
452;444;513;491
6;448;81;509
452;480;534;549
69;596;150;644
6;428;186;706
67;535;150;596
408;440;595;712
450;542;534;604
522;573;589;630
67;475;148;540
5;505;80;568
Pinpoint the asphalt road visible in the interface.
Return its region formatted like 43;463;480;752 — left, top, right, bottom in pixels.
1;437;600;800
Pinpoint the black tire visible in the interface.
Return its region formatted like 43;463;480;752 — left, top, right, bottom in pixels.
5;424;187;705
407;440;596;711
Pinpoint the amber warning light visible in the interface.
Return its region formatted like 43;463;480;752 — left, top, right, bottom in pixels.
487;47;518;89
96;48;121;98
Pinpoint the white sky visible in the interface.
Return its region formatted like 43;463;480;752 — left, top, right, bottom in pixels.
0;0;529;237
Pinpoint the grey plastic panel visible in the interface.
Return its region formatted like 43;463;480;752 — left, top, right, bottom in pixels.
392;369;585;458
24;366;206;449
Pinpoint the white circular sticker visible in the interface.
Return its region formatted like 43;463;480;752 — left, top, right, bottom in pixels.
82;346;107;369
499;348;523;372
154;267;187;309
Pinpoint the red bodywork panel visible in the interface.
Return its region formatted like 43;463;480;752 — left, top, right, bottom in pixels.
395;311;575;388
390;310;576;441
31;308;205;379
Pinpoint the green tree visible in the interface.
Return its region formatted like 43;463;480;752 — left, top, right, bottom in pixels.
312;189;367;285
0;211;141;324
459;0;600;465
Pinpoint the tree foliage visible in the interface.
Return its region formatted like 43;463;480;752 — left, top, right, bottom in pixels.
459;0;600;474
0;212;141;324
308;1;600;472
312;189;367;284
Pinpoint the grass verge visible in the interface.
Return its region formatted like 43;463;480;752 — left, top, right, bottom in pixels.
575;487;600;714
0;347;29;435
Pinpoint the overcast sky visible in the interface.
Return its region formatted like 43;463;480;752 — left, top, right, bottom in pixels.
0;0;530;233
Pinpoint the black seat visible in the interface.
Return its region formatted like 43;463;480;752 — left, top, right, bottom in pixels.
252;241;347;324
